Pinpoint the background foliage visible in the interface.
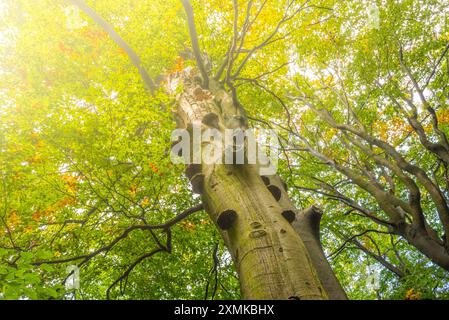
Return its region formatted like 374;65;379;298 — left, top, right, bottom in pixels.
0;0;448;299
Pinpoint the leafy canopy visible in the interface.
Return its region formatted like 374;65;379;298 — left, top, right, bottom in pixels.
1;0;449;299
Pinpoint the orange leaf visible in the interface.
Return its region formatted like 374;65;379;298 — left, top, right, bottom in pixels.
129;185;137;196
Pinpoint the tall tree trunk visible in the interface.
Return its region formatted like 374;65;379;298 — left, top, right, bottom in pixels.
170;70;345;299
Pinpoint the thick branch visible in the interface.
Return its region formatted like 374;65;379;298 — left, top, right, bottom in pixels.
292;206;348;300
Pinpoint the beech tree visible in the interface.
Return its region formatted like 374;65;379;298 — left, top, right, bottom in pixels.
1;0;449;300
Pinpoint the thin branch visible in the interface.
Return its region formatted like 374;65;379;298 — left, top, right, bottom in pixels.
235;60;292;82
327;229;392;259
352;238;406;278
106;248;165;299
232;0;309;79
67;0;156;94
204;243;220;300
180;0;209;88
32;204;203;266
423;43;449;90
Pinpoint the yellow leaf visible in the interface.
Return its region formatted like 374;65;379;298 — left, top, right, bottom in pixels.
141;197;150;206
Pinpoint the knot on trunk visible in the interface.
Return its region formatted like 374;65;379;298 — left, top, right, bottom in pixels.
281;210;296;223
261;175;270;186
193;87;213;101
185;164;204;194
217;209;238;230
267;185;281;201
202;112;220;129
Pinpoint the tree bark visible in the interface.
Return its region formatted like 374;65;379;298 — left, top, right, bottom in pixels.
397;224;449;272
169;71;344;299
293;206;348;299
264;174;347;299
